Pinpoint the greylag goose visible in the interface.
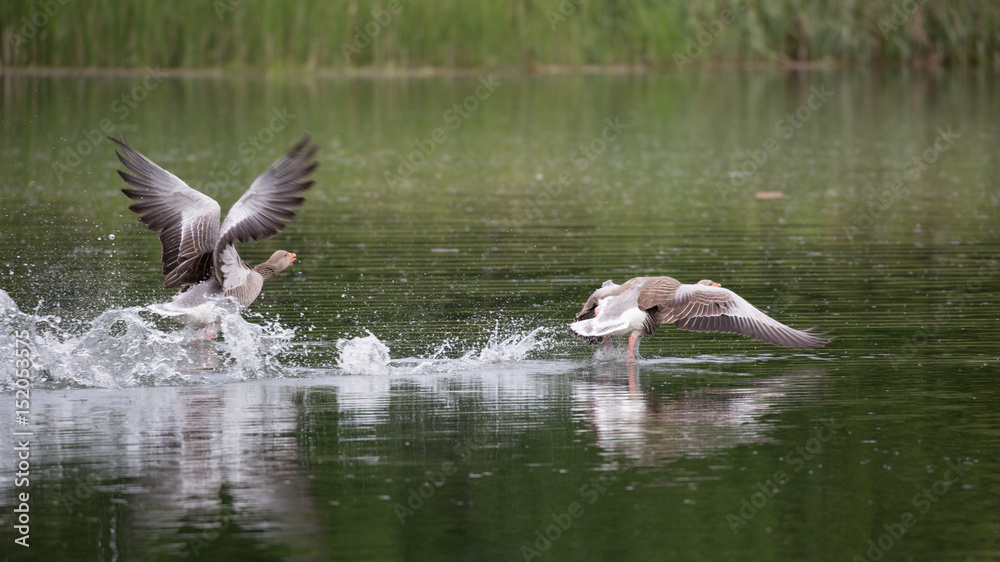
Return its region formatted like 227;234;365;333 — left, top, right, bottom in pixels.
569;277;831;360
111;133;318;326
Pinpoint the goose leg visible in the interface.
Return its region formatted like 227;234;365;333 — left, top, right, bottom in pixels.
627;333;638;362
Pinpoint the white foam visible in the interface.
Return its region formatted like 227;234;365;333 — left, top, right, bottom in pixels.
335;331;392;376
332;324;554;376
1;288;558;388
459;326;549;364
0;289;297;390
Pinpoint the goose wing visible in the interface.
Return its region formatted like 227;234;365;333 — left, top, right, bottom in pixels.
215;245;264;307
112;135;221;289
654;283;831;349
574;280;621;321
634;277;683;311
215;134;318;252
213;134;316;289
574;277;661;321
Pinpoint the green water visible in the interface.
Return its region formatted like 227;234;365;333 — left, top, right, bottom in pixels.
1;69;998;560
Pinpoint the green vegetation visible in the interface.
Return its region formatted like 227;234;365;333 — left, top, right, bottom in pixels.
2;0;998;70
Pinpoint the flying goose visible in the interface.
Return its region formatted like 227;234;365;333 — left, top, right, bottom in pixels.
111;133;318;326
569;277;831;360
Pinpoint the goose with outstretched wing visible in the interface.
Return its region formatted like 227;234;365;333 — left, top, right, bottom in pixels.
111;133;318;327
569;276;831;360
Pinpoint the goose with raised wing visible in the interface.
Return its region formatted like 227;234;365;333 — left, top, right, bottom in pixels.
569;277;831;360
111;133;318;328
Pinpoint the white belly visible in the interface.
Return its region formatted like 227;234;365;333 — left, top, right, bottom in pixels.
616;306;648;333
569;302;647;339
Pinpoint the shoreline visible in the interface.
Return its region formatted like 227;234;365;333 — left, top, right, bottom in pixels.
0;59;950;80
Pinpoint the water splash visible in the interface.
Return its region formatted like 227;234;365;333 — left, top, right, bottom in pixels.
333;324;554;375
591;344;631;362
336;330;392;375
0;289;297;390
459;326;550;363
220;308;298;379
2;288;558;386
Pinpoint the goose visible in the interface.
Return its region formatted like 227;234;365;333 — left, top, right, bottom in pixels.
111;133;318;328
569;277;831;360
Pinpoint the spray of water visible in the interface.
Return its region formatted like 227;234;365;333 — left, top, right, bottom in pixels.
0;289;296;390
3;288;560;386
333;323;554;376
336;330;392;376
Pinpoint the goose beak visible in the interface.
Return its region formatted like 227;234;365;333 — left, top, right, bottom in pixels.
289;252;297;263
712;282;721;287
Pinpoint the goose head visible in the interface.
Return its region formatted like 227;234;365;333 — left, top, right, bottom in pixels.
255;250;297;280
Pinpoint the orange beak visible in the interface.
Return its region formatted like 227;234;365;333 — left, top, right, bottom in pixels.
712;282;721;287
289;252;297;263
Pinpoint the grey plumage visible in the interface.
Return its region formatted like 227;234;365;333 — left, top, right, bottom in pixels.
570;276;831;357
112;134;317;311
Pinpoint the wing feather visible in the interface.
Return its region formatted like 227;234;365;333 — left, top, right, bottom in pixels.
634;277;682;311
216;245;264;307
216;133;318;252
111;134;221;288
665;283;831;349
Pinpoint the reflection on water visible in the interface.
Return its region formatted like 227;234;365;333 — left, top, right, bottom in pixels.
0;363;828;557
574;364;829;468
10;384;321;557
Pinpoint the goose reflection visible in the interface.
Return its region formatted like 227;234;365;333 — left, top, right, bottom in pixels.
21;363;829;556
32;384;323;556
571;364;830;468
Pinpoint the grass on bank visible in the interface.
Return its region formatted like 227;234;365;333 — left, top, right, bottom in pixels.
2;0;998;70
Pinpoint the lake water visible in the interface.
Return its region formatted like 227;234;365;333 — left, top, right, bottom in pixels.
1;69;998;560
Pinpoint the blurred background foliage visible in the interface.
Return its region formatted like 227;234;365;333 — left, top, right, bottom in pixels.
2;0;998;70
